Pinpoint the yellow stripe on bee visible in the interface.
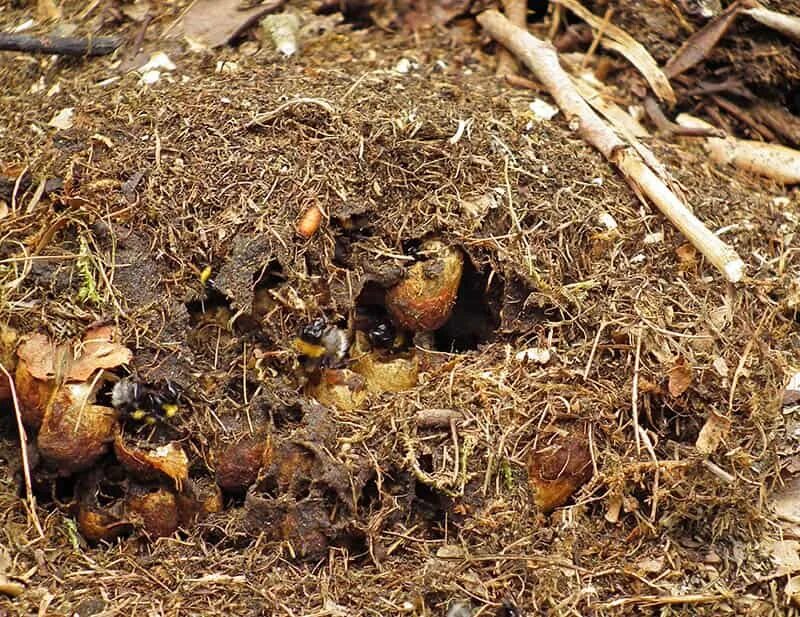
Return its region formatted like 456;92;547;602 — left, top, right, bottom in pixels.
293;338;326;358
131;409;147;421
161;403;179;418
200;265;213;285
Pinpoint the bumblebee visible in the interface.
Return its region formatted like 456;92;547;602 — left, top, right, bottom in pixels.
111;378;182;424
293;317;351;370
366;318;410;352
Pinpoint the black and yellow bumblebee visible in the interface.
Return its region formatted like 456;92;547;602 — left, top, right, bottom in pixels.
353;307;409;353
111;378;182;424
293;317;351;371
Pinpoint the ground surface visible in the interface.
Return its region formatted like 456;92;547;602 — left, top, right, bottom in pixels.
1;1;799;616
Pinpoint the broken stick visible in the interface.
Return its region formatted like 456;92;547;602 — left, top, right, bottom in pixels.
495;0;527;77
477;10;745;283
0;32;122;56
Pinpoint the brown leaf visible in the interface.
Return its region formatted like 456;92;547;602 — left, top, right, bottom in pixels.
784;372;800;407
114;436;189;489
18;327;131;383
696;412;730;454
37;0;62;21
68;326;132;381
16;333;59;381
665;2;741;78
528;435;593;513
675;243;698;271
181;0;285;48
668;357;693;397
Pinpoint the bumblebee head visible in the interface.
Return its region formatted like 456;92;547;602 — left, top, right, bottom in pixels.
299;317;327;343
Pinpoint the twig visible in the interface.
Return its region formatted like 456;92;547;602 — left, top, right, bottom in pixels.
643;97;725;138
712;95;776;142
0;32;121;56
702;459;734;484
582;319;605;379
632;327;642;454
496;0;527;77
683;77;753;99
245;97;335;129
743;6;800;42
728;312;770;415
476;10;745;283
504;73;543;92
553;0;675;104
0;361;44;539
130;12;154;57
581;6;613;69
416;408;461;429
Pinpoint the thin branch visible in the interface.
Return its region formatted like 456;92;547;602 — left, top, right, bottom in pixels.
0;32;122;56
0;361;44;539
496;0;527;77
643;96;726;138
476;10;745;283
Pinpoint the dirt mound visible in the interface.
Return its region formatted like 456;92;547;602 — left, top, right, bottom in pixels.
0;1;798;615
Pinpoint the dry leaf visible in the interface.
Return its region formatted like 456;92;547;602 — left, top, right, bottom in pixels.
121;1;152;23
712;356;729;377
436;544;465;559
767;540;800;576
785;372;800;407
554;0;675;104
37;0;62;21
16;333;60;381
696;412;730;454
68;326;132;381
668;357;692;397
48;107;74;131
637;377;663;395
787;576;800;608
17;327;131;384
773;476;800;525
675;243;698;271
181;0;284;48
114;436;189;489
665;2;741;78
635;555;665;574
528;435;593;513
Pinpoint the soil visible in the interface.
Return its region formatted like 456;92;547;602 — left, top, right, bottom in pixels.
0;1;799;615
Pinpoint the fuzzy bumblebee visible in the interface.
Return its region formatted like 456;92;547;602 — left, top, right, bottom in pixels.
293;317;350;370
111;378;181;424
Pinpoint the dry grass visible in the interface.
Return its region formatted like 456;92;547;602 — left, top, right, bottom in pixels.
0;1;798;615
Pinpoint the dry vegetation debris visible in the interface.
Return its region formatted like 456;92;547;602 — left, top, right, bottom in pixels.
0;0;799;615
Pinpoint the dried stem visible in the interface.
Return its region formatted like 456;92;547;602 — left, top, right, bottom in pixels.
0;360;44;538
495;0;527;77
0;32;121;56
643;97;725;138
477;9;745;283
